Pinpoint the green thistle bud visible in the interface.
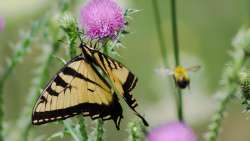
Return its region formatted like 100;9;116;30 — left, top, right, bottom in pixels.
232;28;250;55
59;13;77;34
59;13;78;58
128;120;147;141
239;72;250;110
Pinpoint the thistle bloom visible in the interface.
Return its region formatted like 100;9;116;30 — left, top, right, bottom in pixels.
147;122;197;141
0;16;5;32
80;0;125;39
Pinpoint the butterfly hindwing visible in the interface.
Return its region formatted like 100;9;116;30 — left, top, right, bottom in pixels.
82;46;149;126
32;55;123;129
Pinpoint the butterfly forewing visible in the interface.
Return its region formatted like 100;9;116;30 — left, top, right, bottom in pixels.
32;55;123;129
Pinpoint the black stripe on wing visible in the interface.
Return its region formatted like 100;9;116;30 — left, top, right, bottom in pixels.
122;72;149;126
44;57;110;97
32;54;125;129
81;46;148;126
62;66;104;89
32;94;123;130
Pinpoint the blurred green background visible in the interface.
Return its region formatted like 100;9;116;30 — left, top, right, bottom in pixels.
0;0;250;141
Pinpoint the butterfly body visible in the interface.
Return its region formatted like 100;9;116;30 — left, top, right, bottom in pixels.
32;45;148;130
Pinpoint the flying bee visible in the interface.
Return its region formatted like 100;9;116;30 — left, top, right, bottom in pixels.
156;65;201;89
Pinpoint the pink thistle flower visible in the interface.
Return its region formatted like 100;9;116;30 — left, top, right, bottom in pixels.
0;16;5;32
147;122;197;141
79;0;125;39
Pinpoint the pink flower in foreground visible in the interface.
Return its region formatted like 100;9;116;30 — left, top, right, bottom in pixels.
147;122;197;141
80;0;125;39
0;17;5;32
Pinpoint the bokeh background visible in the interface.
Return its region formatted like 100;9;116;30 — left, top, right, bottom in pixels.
0;0;250;141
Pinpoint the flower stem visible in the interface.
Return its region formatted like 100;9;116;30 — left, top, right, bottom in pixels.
68;34;77;58
170;0;183;122
95;119;104;141
176;88;183;121
79;117;88;141
206;89;236;141
128;121;147;141
63;120;81;141
152;0;168;67
170;0;180;66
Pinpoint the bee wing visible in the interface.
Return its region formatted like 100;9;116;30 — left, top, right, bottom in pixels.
155;68;174;77
186;65;201;72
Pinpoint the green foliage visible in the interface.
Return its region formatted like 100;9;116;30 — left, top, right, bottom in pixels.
79;117;88;141
7;2;67;141
60;13;78;59
1;0;89;141
239;72;250;110
128;121;147;141
95;119;104;141
205;27;250;141
47;118;88;141
2;0;250;141
0;18;46;141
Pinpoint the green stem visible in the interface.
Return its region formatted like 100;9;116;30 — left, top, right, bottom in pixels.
206;88;236;141
129;122;140;141
128;121;146;141
68;36;77;58
79;117;88;141
63;121;81;141
170;0;183;122
176;88;183;121
152;0;168;67
95;119;104;141
170;0;180;66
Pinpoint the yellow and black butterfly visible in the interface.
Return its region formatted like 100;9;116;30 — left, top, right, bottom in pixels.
32;44;149;130
157;66;201;89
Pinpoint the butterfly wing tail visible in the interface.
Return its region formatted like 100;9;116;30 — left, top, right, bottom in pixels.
134;111;149;127
122;74;149;126
123;91;149;127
